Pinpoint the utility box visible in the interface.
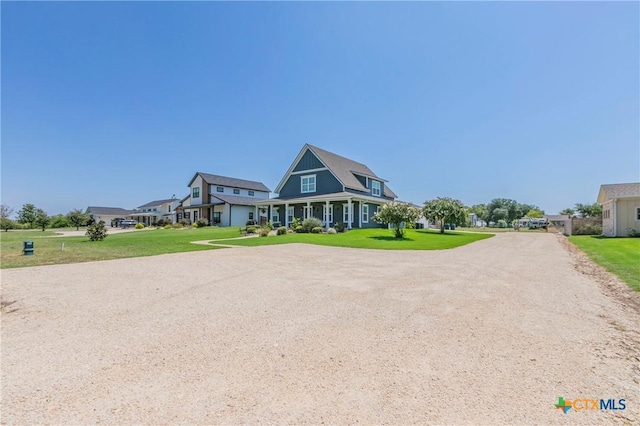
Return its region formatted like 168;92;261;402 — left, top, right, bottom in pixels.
23;241;34;256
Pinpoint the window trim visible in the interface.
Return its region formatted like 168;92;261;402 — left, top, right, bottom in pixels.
371;180;381;197
362;204;369;223
301;174;317;194
216;186;224;193
343;203;350;223
287;207;294;224
248;190;255;196
636;206;640;221
271;207;279;223
192;187;200;198
233;188;240;195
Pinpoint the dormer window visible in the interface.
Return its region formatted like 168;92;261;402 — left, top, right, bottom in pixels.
193;187;200;198
301;175;316;193
372;180;381;197
217;187;224;193
233;189;240;195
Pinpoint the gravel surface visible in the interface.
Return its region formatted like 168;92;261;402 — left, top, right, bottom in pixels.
1;232;638;424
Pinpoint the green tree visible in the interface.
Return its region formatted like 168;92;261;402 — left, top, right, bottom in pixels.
422;197;468;234
66;209;90;230
560;208;575;216
0;204;14;232
469;204;488;225
575;203;602;218
50;214;71;228
86;220;108;241
34;208;50;231
525;209;544;218
372;201;420;238
17;203;38;229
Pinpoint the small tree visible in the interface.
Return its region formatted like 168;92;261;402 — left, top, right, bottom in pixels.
17;203;37;229
575;203;602;218
0;204;14;232
372;201;420;238
34;208;50;231
86;220;108;241
423;197;467;234
560;208;575;216
67;209;90;230
525;209;544;218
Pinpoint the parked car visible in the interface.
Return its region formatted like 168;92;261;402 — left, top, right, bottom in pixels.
120;220;138;228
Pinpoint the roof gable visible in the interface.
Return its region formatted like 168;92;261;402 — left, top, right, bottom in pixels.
137;198;177;209
188;172;270;193
597;183;640;203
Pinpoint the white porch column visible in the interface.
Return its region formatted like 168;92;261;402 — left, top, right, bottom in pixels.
325;200;330;229
268;205;272;225
348;199;353;229
254;205;258;223
285;203;290;227
306;201;311;220
358;201;362;228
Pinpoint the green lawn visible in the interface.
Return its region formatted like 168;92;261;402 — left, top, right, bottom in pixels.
569;236;640;292
0;227;240;269
215;228;493;250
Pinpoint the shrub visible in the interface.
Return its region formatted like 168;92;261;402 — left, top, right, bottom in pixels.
290;217;302;229
294;225;305;233
246;220;256;226
156;219;165;227
334;222;346;233
259;228;270;237
86;220;108;241
196;218;209;228
327;228;337;234
264;221;274;231
50;214;70;228
302;217;323;233
172;223;184;229
311;226;323;234
276;226;287;235
573;223;603;235
246;226;258;234
135;223;144;229
497;219;508;228
0;218;15;232
163;224;172;229
629;228;640;238
180;218;191;226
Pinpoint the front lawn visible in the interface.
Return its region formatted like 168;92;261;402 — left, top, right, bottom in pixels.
569;236;640;292
216;228;493;250
0;227;240;269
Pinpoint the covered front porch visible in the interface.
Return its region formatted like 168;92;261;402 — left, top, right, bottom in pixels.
253;192;385;229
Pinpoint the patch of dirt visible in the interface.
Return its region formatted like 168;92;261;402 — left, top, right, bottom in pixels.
0;298;19;314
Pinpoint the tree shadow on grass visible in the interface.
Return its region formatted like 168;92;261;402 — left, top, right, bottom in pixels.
368;236;415;242
414;230;464;237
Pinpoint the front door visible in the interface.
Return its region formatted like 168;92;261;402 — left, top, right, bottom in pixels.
323;204;333;225
303;206;312;220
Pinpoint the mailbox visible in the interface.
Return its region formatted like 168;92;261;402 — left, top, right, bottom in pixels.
23;241;34;256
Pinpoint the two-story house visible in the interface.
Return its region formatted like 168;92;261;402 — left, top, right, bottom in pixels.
254;144;397;229
179;172;270;226
131;197;181;225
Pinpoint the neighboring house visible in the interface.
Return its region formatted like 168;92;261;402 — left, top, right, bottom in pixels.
544;214;572;235
85;206;133;226
131;197;180;225
179;172;270;226
469;213;487;227
254;144;397;229
597;182;640;237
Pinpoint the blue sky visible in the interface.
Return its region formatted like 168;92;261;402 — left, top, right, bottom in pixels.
2;2;638;216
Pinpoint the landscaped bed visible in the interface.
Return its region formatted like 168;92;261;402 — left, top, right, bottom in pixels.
569;235;640;292
214;228;493;250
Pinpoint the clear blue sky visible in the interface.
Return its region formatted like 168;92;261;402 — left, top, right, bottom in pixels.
2;2;638;216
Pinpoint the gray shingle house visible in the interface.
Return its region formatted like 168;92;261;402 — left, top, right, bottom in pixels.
254;144;397;229
597;182;640;237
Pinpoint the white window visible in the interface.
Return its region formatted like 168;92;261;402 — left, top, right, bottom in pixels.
343;204;350;224
303;206;313;220
362;204;369;223
193;187;200;198
272;207;279;223
216;187;224;193
248;191;254;196
323;204;333;224
233;189;240;195
301;175;316;193
372;181;381;197
287;207;294;224
636;207;640;221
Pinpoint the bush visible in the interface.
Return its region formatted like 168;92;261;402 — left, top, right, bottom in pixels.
497;219;508;228
573;223;603;235
163;224;172;229
327;228;337;234
246;226;258;234
172;223;184;229
334;222;346;233
50;214;70;228
196;218;209;228
276;226;287;235
180;218;191;226
135;223;144;229
86;220;108;241
246;220;256;226
629;228;640;238
294;225;305;233
264;221;274;231
302;217;323;233
311;226;323;234
290;217;302;229
156;219;165;227
259;228;270;237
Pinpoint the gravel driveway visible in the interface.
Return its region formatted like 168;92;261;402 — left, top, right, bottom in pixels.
1;232;638;424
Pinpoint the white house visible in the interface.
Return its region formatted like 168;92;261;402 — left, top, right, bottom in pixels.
131;197;181;225
597;182;640;237
179;172;270;226
85;206;133;226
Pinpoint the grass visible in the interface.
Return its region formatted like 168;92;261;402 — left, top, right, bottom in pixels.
0;227;240;269
215;228;494;250
568;236;640;292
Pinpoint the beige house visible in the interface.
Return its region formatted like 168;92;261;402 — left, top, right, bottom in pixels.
597;183;640;237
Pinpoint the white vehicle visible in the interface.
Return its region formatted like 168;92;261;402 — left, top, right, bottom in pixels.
528;218;549;229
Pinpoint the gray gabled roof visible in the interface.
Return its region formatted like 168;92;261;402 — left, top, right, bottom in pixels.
597;183;640;203
210;194;260;207
86;206;133;216
137;198;177;209
189;172;270;193
277;144;397;198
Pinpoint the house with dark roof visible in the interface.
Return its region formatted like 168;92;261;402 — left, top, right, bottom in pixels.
597;182;640;237
254;144;397;229
178;172;271;226
131;197;180;226
85;206;133;226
